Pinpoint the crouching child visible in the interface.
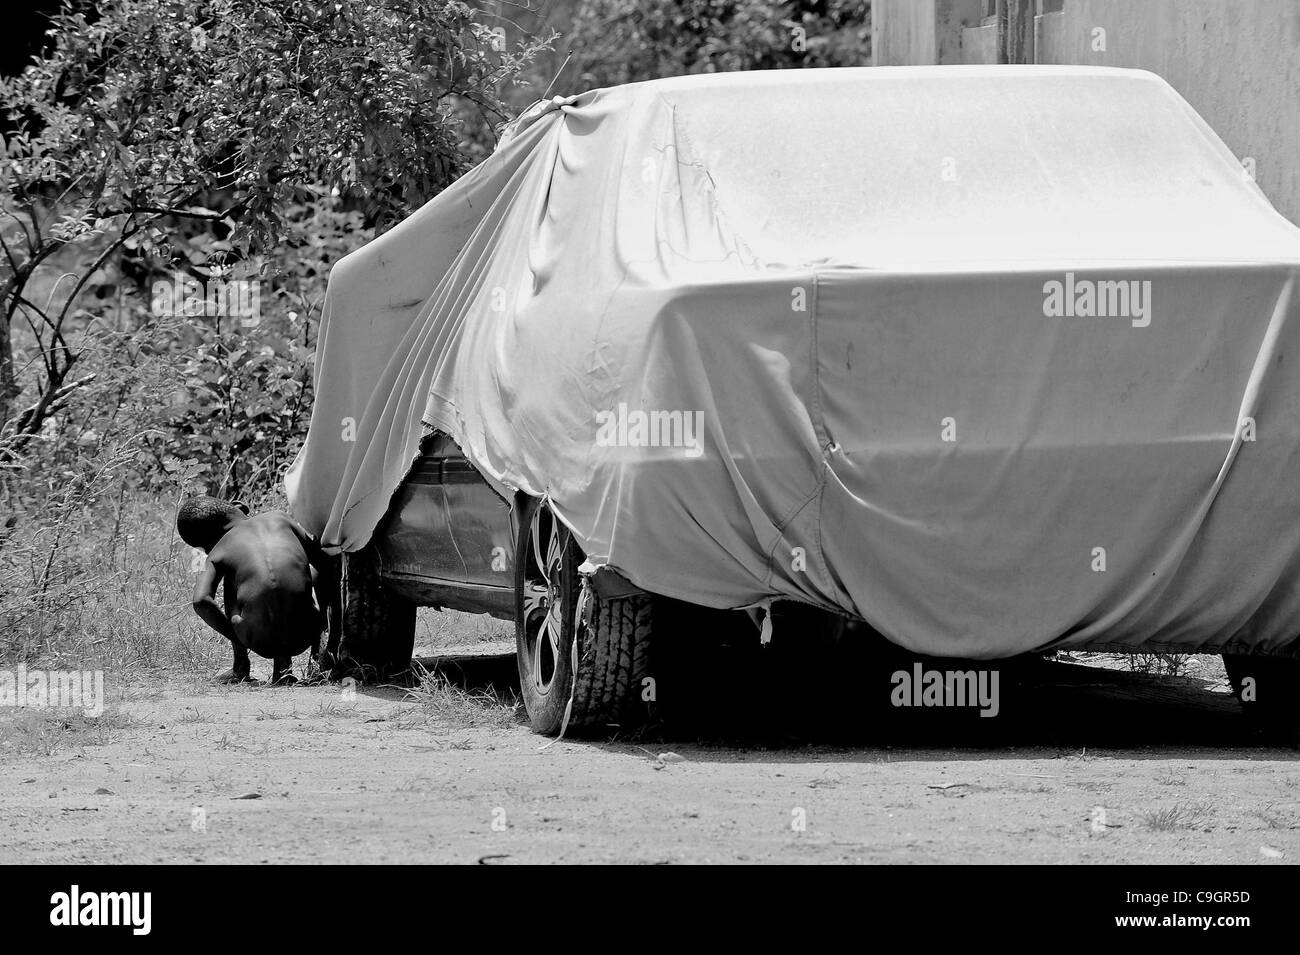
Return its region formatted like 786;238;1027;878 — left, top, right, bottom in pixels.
177;497;332;685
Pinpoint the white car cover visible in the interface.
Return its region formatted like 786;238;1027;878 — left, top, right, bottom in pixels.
287;66;1300;659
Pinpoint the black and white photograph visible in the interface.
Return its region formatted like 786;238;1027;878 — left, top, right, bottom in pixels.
1;0;1297;904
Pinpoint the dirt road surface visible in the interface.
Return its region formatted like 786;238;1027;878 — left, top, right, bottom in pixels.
2;638;1297;864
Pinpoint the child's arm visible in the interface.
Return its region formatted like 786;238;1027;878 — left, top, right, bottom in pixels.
192;559;238;642
286;517;336;610
286;515;324;557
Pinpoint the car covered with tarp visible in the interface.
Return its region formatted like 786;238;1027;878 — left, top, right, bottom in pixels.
287;65;1300;738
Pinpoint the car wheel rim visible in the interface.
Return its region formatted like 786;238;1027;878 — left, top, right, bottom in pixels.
522;504;565;695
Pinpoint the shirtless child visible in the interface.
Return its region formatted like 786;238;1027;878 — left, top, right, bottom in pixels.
177;497;330;685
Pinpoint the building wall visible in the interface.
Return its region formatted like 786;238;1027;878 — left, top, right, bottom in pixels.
1035;1;1300;225
872;0;939;65
873;0;984;66
873;0;1300;225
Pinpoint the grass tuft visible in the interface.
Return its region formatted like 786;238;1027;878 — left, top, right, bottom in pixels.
0;706;138;757
1142;801;1216;832
401;662;521;730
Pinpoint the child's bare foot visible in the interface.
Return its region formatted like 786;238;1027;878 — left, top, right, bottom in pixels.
213;667;254;684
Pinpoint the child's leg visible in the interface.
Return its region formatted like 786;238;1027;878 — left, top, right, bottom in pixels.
309;563;337;669
307;631;323;680
307;564;325;671
213;639;253;684
214;590;254;683
272;615;319;684
271;656;297;685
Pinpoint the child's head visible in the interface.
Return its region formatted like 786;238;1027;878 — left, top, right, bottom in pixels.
177;497;249;551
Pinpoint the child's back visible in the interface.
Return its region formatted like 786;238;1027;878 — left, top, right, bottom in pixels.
177;497;329;684
212;512;322;660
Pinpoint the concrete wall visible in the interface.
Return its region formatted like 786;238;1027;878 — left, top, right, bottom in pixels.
873;1;1300;225
872;0;984;66
1031;1;1300;225
960;22;999;64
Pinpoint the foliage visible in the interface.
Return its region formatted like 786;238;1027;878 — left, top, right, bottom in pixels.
0;0;553;459
566;0;871;90
0;0;552;658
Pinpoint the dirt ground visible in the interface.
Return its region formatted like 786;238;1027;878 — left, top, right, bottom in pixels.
2;626;1298;864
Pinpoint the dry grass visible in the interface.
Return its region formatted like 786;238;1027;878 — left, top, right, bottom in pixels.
252;707;305;722
401;662;521;730
1;485;223;675
316;701;363;719
0;706;139;757
1142;801;1216;832
1247;804;1297;831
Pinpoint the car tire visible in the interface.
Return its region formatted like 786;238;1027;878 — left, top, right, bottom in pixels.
1223;653;1300;748
332;545;417;683
514;496;655;736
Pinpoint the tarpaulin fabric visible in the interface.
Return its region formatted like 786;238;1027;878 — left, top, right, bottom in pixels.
286;66;1300;659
